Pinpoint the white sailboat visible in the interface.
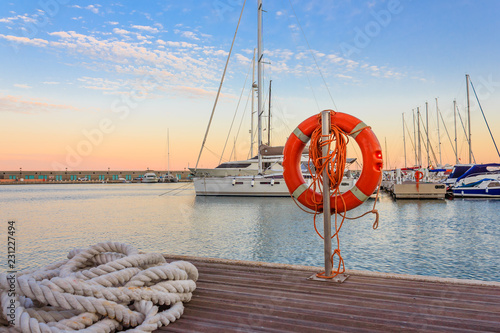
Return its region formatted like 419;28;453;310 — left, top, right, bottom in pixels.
192;0;354;196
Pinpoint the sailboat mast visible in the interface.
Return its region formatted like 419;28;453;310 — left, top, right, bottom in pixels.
466;74;471;163
436;98;442;166
412;109;417;166
268;80;272;145
257;0;263;174
426;101;430;167
453;99;458;164
402;113;407;168
385;137;389;170
417;107;421;167
250;48;256;157
167;128;170;175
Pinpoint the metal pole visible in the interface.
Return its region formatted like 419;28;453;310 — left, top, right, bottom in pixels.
466;74;471;164
417;107;421;167
412;109;417;166
426;101;430;167
167;128;170;175
268;80;272;145
385;137;389;170
402;113;407;168
257;0;263;174
436;98;442;166
321;110;332;277
454;99;458;164
250;48;255;157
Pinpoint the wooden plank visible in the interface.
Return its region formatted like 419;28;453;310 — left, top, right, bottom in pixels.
156;257;500;332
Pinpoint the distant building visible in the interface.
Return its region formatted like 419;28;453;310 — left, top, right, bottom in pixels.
0;170;191;183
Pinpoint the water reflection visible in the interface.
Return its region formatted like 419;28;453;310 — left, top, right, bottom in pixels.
0;184;499;281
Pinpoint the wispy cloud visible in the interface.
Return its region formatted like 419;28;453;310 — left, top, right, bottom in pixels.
235;54;251;64
14;83;32;89
170;86;228;99
131;25;159;33
175;29;200;41
113;28;131;35
0;14;36;24
0;34;48;47
85;5;100;14
0;95;81;114
156;39;195;48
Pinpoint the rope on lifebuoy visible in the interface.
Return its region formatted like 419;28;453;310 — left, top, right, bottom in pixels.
0;242;198;332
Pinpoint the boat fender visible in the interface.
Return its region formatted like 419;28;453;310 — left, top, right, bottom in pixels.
251;178;255;187
271;179;275;186
232;178;236;186
283;110;383;213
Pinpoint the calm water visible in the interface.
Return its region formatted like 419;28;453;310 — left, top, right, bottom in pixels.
1;183;499;282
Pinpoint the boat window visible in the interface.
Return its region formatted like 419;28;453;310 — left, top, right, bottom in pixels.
235;181;244;185
488;182;500;187
259;181;271;185
216;163;251;169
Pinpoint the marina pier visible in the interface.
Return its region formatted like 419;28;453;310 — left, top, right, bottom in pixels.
157;255;500;332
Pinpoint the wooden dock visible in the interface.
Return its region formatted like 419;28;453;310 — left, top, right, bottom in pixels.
157;256;500;332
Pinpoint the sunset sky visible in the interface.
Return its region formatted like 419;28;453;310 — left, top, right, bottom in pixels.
1;0;499;171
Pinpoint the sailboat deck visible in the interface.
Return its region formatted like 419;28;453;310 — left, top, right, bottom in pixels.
158;255;500;332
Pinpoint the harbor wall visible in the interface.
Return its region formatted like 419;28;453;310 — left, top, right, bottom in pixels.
0;169;192;183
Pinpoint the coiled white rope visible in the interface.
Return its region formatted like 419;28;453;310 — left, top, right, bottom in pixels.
0;242;198;332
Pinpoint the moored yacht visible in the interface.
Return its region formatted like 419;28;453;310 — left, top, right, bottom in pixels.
141;172;159;183
191;0;357;197
452;177;500;198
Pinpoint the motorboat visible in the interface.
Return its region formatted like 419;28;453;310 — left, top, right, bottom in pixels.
161;174;179;183
452;177;500;198
141;172;159;183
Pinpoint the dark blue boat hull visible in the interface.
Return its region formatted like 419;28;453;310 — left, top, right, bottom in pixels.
452;187;500;198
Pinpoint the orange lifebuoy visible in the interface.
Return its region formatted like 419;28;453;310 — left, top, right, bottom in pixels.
415;170;423;182
283;111;383;213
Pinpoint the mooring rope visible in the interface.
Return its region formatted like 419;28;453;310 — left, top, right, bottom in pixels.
0;242;198;332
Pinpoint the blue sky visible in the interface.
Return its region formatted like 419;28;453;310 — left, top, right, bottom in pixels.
1;0;499;170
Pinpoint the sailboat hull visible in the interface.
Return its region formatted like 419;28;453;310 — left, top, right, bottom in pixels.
193;176;355;197
193;177;291;196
